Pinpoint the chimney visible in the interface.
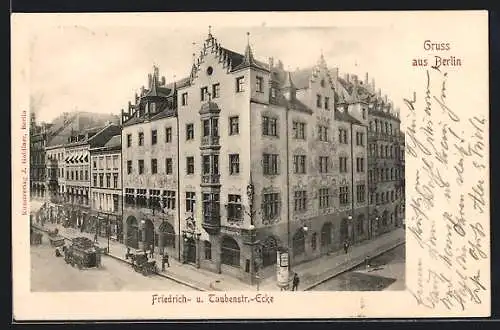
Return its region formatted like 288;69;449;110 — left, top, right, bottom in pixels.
268;57;274;69
332;67;339;80
345;73;350;82
148;74;152;89
365;72;369;85
384;94;388;103
377;88;381;97
371;78;375;91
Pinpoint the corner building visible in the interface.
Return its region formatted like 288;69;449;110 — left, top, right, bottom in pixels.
121;30;398;284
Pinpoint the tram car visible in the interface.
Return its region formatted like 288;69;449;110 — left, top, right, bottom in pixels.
63;237;101;269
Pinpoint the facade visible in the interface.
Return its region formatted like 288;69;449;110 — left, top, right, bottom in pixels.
90;134;123;241
29;113;49;199
63;124;122;229
119;31;384;283
121;68;184;257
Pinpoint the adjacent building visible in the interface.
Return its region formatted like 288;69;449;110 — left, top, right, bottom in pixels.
29;112;49;199
90;134;123;242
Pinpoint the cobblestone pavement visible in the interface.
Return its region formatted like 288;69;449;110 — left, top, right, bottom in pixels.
31;232;196;292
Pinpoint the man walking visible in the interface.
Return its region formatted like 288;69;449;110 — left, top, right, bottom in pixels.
94;231;98;243
162;252;170;271
343;240;350;254
292;273;300;291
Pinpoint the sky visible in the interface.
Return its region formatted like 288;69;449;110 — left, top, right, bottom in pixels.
28;19;409;125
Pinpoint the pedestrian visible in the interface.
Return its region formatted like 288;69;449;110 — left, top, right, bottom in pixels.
292;273;300;291
162;252;170;271
149;244;154;258
94;231;98;243
126;247;131;260
343;240;349;254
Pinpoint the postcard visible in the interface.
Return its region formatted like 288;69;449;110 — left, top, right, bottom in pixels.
11;11;490;320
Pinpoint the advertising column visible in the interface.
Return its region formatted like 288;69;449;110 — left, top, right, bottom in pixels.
276;247;290;290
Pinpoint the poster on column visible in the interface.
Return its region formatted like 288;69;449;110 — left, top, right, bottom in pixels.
11;10;491;320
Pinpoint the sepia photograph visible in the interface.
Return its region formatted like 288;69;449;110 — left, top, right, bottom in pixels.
12;11;489;320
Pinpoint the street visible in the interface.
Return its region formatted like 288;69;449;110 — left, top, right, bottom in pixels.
309;244;405;291
31;233;196;292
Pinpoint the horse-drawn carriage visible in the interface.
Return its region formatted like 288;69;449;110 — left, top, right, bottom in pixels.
63;236;101;269
128;250;157;276
47;228;65;248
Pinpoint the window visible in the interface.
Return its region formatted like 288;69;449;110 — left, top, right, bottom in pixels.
151;130;157;145
318;125;328;141
93;174;97;187
165;158;173;174
202;155;211;174
202;119;210;137
262;116;278;136
99;174;104;188
106;174;111;188
112;155;118;169
356;132;364;146
162;190;176;210
85;170;88;181
294;190;307;212
229;154;240;175
316;94;322;108
204;241;212;260
186;124;194;140
262;192;280;220
236;76;245;92
75;171;79;181
127;160;132;174
339;156;348;173
113;173;118;188
356;157;365;173
270;87;277;98
165;127;172;143
339;128;348;144
212;83;220;98
136;189;147;207
201;86;209;101
263;153;279;175
181;92;188;106
357;184;366;203
256;76;264;92
138;132;144;146
151;158;158;174
125;188;135;206
324;97;330;110
319;188;331;208
339;186;349;205
229;116;239;135
227;194;243;221
138;159;144;174
127;134;132;147
185;192;196;213
292;121;306;139
362;108;367;119
293;155;306;174
186;156;194;174
319;156;329;173
391;190;395;201
93;159;97;169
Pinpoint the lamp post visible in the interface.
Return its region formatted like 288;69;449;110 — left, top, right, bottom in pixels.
348;214;353;243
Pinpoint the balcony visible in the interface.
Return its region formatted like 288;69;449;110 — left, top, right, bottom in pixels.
202;214;221;235
201;173;221;186
200;135;220;149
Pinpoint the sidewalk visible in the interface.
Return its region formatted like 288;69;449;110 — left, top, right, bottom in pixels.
34;222;404;292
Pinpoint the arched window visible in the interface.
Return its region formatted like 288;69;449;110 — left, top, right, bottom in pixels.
292;229;306;256
221;236;240;267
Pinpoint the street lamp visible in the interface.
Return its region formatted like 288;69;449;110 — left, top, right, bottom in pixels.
348;214;353;243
